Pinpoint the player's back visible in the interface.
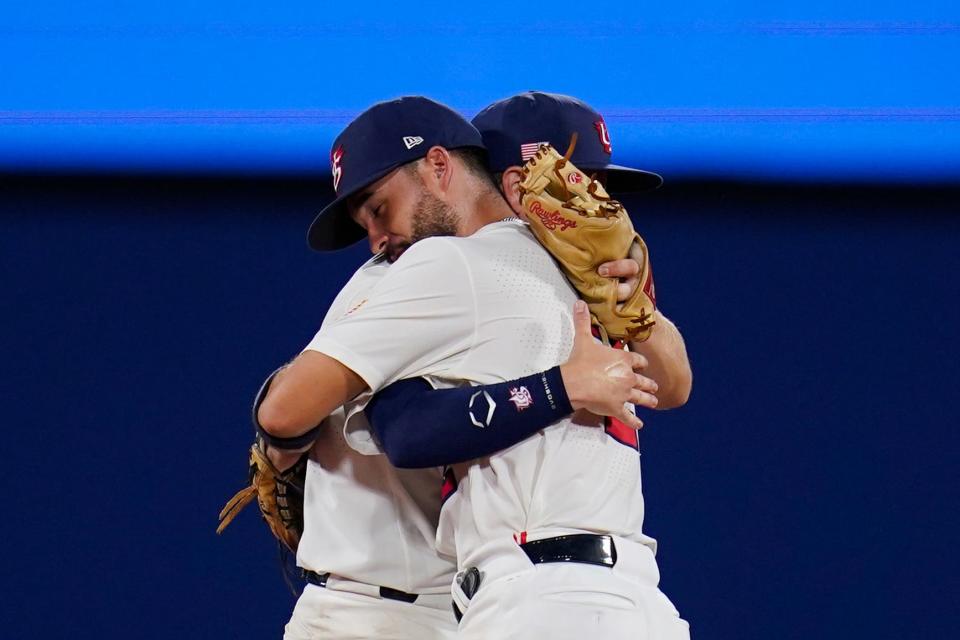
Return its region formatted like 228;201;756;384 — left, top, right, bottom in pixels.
427;220;655;578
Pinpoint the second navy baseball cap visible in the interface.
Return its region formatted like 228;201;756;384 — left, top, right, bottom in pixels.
308;96;486;251
472;91;663;193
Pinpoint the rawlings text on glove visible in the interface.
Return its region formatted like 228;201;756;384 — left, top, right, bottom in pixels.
518;136;657;343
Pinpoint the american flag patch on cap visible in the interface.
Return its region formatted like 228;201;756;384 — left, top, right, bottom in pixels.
520;142;549;161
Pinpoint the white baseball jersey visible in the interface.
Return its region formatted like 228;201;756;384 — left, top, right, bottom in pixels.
296;254;456;595
305;220;658;577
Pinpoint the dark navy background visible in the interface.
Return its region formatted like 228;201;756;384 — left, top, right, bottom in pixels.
2;176;957;638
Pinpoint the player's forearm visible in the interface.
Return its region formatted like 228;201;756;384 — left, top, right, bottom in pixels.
258;350;369;438
366;369;572;469
629;311;692;410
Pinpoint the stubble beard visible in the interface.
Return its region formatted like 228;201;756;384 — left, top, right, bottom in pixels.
386;179;460;263
410;190;459;245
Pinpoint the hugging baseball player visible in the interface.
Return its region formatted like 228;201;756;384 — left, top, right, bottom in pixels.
219;93;691;639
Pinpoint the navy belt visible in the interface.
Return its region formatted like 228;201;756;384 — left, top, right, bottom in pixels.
520;534;618;568
302;570;419;604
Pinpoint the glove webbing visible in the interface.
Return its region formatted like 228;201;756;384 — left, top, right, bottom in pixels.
215;445;306;535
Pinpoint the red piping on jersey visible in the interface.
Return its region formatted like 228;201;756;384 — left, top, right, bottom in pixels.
605;416;640;450
590;328;641;451
440;467;459;504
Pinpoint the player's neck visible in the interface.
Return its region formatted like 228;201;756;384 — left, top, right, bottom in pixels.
458;188;517;237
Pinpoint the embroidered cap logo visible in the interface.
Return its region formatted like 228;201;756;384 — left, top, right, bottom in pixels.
594;119;612;154
331;145;344;192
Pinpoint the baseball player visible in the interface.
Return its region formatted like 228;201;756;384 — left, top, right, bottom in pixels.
276;254;458;640
364;92;691;471
473;92;691;407
276;253;656;640
257;95;691;639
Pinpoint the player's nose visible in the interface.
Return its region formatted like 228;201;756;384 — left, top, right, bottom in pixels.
367;229;388;256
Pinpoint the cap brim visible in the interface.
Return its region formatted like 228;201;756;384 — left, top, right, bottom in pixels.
306;198;367;252
586;163;664;193
306;164;399;252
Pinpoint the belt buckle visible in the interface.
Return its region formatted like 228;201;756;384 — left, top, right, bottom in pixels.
452;567;482;622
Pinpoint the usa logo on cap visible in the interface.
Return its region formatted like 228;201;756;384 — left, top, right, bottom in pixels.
594;119;612;154
331;145;344;192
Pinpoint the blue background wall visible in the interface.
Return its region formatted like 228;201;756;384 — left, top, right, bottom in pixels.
2;1;959;638
2;2;960;181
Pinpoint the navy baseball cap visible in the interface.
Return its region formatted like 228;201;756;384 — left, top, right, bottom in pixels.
471;91;663;193
307;96;486;251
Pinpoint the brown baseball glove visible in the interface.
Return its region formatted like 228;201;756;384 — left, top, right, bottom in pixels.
216;436;306;554
518;135;657;343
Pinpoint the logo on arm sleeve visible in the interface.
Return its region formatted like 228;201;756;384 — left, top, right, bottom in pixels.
508;386;534;411
469;390;496;428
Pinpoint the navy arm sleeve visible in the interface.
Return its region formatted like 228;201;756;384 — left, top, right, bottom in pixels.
365;367;573;469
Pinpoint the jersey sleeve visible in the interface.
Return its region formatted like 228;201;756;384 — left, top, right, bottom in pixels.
338;376;454;456
338;389;381;455
318;255;388;326
303;237;478;393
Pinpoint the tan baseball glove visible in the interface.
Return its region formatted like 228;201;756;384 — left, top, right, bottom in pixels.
216;437;306;554
518;135;657;343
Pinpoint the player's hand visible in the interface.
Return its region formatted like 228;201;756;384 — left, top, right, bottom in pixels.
560;300;658;429
598;256;641;303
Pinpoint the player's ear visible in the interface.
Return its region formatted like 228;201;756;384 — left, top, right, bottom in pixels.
420;146;452;194
500;166;527;220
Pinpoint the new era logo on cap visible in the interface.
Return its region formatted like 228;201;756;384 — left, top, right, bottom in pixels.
403;136;424;149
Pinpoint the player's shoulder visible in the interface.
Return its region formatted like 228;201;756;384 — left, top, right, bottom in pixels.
340;253;389;290
358;252;390;275
473;218;530;239
367;238;475;302
392;234;469;269
323;255;388;324
362;252;389;268
449;219;537;251
459;219;555;264
390;220;540;272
